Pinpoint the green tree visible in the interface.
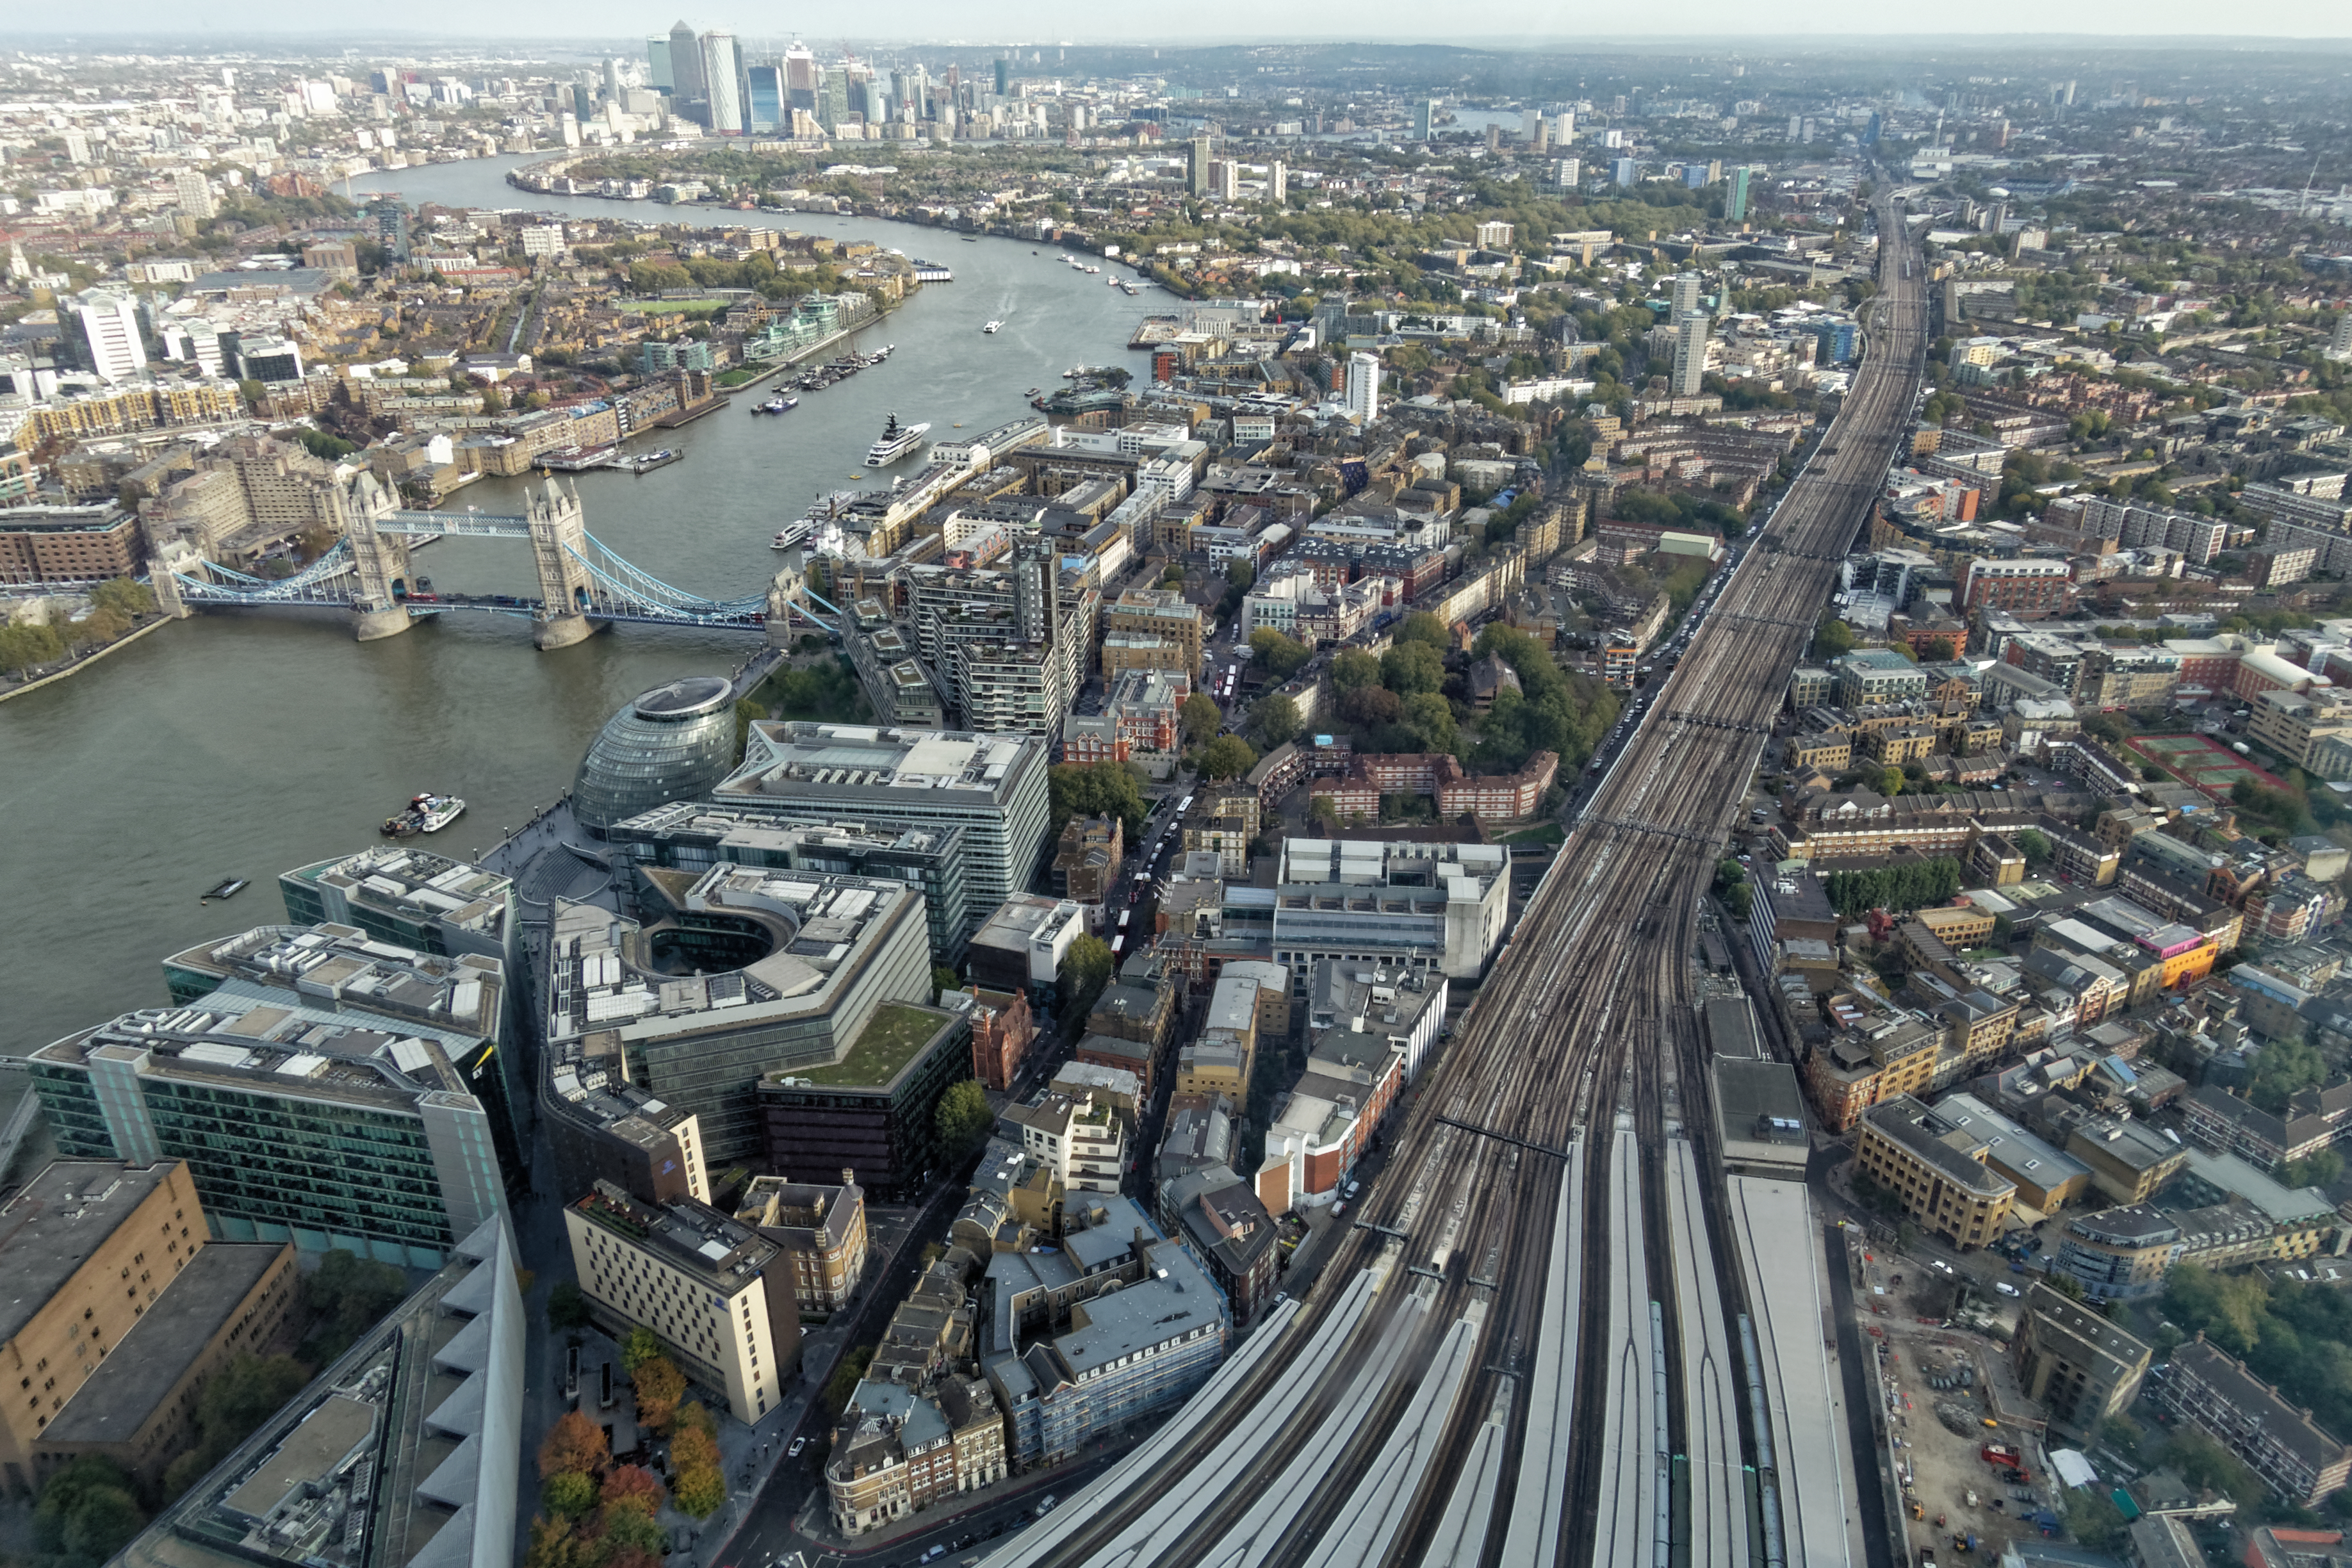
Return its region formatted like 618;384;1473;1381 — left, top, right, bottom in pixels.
1049;760;1148;841
2064;1485;2127;1550
1810;616;1855;660
2164;1428;2265;1513
548;1278;594;1334
668;1410;726;1516
1380;641;1445;695
1180;692;1223;744
525;1515;582;1568
931;964;960;993
541;1471;597;1519
35;1457;147;1564
2016;828;2053;866
620;1325;663;1374
2282;1148;2345;1188
1401;692;1457;753
671;1464;726;1519
1199;734;1258;780
1248;628;1312;678
1250;692;1302;749
822;1343;876;1418
0;622;67;675
88;576;155;618
302;1248;408;1362
1218;559;1256;617
1330;648;1381;692
1396;612;1450;649
2251;1035;2326;1114
596;1507;667;1565
935;1079;996;1163
1058;935;1115;1018
163;1351;309;1499
2163;1264;2269;1356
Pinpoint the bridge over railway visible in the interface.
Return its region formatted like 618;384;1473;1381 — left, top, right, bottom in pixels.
959;183;1932;1568
151;473;840;648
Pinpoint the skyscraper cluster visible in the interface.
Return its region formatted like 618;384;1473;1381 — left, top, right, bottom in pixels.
649;24;1008;138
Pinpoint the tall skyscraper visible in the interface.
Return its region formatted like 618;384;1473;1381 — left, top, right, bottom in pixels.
172;168;216;219
1414;100;1435;140
1344;352;1382;426
1612;156;1638;187
1671;272;1703;320
1188;136;1213;196
784;40;818;113
701;33;744;134
994;58;1010;95
364;195;411;260
72;291;148;383
1671;311;1710;398
746;63;783;131
1725;165;1751;222
646;35;673;92
1268;161;1287;203
667;19;706;120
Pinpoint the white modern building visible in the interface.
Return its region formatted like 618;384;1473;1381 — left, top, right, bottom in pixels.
72;291;147;382
717;723;1052;936
1344;352;1381;425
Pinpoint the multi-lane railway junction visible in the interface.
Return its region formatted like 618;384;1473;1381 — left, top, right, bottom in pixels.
979;184;1931;1568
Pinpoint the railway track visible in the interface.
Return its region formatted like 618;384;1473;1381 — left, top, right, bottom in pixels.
990;184;1927;1568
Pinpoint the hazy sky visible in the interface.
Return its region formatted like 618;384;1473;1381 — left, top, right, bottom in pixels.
30;0;2352;43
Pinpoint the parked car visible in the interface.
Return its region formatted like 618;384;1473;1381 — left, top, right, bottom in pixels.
1995;1282;2021;1297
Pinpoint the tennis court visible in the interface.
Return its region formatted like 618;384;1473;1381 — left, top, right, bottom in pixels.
2128;733;2285;797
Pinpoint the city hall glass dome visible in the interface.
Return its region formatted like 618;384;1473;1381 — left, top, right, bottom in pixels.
573;676;738;837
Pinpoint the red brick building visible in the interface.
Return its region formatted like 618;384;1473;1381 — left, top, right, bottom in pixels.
1309;750;1558;824
965;988;1036;1091
0;505;144;585
1962;558;2073;617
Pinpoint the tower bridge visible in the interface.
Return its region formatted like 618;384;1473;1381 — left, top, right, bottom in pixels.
150;473;840;649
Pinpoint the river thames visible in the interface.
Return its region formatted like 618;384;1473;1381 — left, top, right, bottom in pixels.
0;152;1152;1054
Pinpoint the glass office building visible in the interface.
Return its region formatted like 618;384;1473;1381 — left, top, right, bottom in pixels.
747;64;783;131
574;675;740;837
28;926;522;1267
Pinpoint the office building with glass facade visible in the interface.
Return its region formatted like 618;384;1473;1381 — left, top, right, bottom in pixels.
28;924;522;1268
575;676;741;837
716;723;1051;938
544;860;935;1167
605;802;971;968
276;846;525;1112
